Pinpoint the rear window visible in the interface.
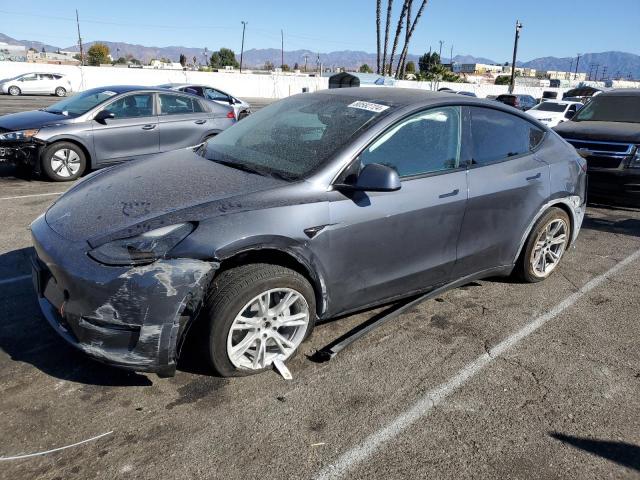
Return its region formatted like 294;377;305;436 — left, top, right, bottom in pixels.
159;94;202;115
574;96;640;123
534;103;567;112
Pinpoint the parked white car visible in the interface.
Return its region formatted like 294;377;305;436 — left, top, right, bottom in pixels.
526;100;583;128
0;73;72;97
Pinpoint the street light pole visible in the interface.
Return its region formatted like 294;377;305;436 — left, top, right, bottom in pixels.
574;53;581;80
508;20;523;94
240;21;247;73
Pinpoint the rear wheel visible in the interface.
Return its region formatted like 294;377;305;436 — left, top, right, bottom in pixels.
204;264;316;377
41;142;86;181
518;207;571;283
8;86;20;96
54;87;67;97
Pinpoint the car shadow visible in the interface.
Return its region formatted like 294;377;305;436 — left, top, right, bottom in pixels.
0;248;153;387
550;432;640;471
582;210;640;238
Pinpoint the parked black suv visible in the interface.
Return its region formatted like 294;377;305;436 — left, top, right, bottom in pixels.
495;94;537;111
554;89;640;207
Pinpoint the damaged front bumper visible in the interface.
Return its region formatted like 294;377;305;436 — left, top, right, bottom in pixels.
30;215;218;376
0;140;41;166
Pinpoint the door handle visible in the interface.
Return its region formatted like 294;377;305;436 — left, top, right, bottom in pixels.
194;119;207;124
526;172;541;181
141;124;156;130
438;188;459;199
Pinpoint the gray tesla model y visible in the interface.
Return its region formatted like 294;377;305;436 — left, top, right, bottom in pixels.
30;87;587;377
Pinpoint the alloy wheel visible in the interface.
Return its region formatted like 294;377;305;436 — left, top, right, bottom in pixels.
226;288;310;370
50;148;81;178
530;218;568;277
8;86;20;96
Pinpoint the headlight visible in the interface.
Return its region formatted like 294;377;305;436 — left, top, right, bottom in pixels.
0;129;39;141
88;223;194;266
629;146;640;169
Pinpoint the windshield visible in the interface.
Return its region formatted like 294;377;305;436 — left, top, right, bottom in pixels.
574;96;640;123
532;103;567;113
203;93;394;180
43;88;121;116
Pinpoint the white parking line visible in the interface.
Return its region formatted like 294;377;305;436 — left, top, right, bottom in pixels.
314;248;640;480
0;192;65;201
0;274;31;286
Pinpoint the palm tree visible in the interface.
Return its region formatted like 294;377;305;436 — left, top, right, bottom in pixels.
395;0;429;79
398;0;411;76
381;0;393;75
388;0;411;77
376;0;382;73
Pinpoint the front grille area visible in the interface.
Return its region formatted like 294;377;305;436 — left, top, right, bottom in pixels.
565;138;634;170
566;139;632;154
585;156;623;169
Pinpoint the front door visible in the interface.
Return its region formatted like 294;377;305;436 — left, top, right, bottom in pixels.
91;92;159;165
157;93;211;151
454;106;550;277
324;106;468;315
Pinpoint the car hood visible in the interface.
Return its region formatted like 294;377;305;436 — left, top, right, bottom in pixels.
0;110;71;131
554;121;640;143
45;149;287;243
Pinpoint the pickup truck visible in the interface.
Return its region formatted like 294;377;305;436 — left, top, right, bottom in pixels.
554;89;640;207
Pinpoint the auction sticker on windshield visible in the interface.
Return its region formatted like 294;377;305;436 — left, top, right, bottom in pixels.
348;101;390;113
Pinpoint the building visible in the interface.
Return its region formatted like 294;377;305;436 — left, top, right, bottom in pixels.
453;63;503;75
502;66;537;77
147;59;183;70
26;49;80;65
0;42;27;61
541;70;587;82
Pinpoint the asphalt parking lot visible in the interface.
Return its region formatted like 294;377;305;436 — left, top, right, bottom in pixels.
1;96;639;480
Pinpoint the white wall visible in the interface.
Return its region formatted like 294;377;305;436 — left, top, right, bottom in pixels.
394;79;570;99
0;62;328;99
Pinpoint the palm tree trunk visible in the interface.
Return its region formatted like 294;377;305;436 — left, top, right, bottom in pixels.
398;0;411;77
381;0;393;76
395;0;429;79
388;0;410;77
376;0;382;73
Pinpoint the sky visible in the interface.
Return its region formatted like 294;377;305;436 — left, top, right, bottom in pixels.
1;0;639;62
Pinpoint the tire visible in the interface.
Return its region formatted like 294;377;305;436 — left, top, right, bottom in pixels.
8;86;20;96
517;207;571;283
54;87;67;97
204;263;316;377
41;142;87;181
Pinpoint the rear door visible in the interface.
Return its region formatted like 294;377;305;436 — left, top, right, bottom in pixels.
158;93;211;151
91;92;159;164
325;106;469;314
453;106;549;277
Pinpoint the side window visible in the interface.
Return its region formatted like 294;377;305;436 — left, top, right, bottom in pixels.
107;93;154;118
359;106;462;178
469;107;544;165
159;94;198;115
21;74;37;81
182;86;203;96
204;88;230;101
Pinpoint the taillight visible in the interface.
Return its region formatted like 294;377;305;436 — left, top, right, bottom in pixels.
226;111;235;119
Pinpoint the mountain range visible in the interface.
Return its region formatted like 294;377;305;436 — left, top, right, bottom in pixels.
1;33;638;79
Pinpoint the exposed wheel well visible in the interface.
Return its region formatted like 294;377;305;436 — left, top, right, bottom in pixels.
217;248;324;316
548;201;575;246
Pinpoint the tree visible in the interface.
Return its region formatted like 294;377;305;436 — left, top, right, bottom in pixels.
263;60;274;71
359;63;373;73
293;62;300;70
281;64;290;72
209;48;239;69
388;0;410;76
179;54;187;67
113;56;127;65
418;51;439;73
87;43;110;66
381;0;393;74
395;0;429;78
405;61;416;73
495;75;510;85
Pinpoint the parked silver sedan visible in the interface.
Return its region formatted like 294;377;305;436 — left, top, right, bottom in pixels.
158;83;251;120
0;85;236;181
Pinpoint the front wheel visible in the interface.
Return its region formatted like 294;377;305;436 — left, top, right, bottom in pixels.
8;86;20;96
41;142;87;181
54;87;67;97
518;207;571;283
205;264;316;377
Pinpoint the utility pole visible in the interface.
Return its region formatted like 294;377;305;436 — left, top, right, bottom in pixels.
75;9;84;66
601;66;608;82
239;21;247;73
303;53;309;72
508;20;523;94
569;58;574;76
574;53;581;80
438;40;444;62
281;29;284;69
588;63;594;81
450;44;453;70
594;64;600;82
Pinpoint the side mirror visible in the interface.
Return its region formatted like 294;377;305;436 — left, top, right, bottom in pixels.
94;110;115;124
335;163;401;192
565;110;575;120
